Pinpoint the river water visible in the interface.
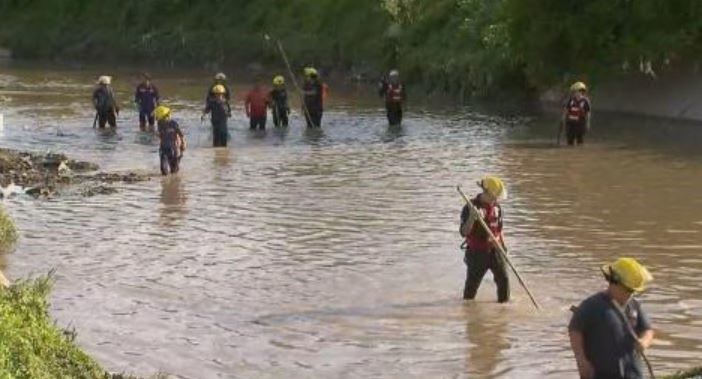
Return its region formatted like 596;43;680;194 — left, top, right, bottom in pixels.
0;64;701;378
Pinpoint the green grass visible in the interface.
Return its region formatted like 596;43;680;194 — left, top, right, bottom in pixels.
0;275;106;378
0;207;18;254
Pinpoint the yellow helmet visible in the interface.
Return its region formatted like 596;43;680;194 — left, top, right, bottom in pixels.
570;81;587;92
478;176;507;200
304;67;318;77
212;84;226;94
602;257;652;292
273;75;285;86
153;106;171;121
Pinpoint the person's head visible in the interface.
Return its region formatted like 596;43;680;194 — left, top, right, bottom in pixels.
477;176;506;204
273;75;285;88
570;81;587;99
212;84;226;100
97;75;112;86
389;69;400;84
153;105;171;123
214;72;227;83
141;72;151;85
602;257;652;300
304;67;318;82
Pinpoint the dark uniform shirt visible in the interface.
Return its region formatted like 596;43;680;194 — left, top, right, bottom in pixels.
569;292;651;379
157;119;183;150
134;83;160;112
204;98;230;125
269;88;289;112
92;85;118;113
303;80;323;112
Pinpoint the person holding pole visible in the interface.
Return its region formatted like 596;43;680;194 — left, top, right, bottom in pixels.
302;67;325;128
568;258;655;379
459;176;510;303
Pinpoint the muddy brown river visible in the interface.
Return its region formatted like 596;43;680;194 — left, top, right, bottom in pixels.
0;63;701;378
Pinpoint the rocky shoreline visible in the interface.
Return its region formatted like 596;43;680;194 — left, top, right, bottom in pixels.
0;148;151;198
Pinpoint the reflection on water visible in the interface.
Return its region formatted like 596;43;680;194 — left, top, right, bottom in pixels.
464;303;510;378
0;64;701;378
159;175;187;228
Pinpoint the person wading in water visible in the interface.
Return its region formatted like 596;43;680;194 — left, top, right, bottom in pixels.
459;176;510;303
134;72;160;131
92;75;119;128
378;69;406;126
562;81;591;146
154;105;185;175
569;258;654;379
202;84;231;147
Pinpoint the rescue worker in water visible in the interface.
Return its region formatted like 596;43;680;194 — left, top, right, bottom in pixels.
92;75;119;128
562;81;591;146
378;69;406;126
569;258;654;379
134;72;160;131
202;84;231;147
153;105;186;175
302;67;325;128
269;75;290;128
459;176;510;303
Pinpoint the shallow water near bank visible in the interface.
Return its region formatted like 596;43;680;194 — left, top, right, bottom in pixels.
1;64;701;378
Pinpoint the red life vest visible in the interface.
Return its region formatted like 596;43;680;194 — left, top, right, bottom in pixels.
385;83;404;103
466;198;503;252
566;97;589;123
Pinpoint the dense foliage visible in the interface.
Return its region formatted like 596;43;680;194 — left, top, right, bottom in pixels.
2;0;702;96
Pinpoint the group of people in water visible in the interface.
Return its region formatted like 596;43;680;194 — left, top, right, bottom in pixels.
91;70;646;378
463;175;653;379
91;67;408;176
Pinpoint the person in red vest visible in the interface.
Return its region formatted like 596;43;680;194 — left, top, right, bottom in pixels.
378;69;406;126
245;80;270;131
562;81;591;146
459;176;509;303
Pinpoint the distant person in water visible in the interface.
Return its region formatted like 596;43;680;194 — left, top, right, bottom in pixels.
92;75;119;128
378;69;406;126
202;84;231;147
134;72;160;131
154;106;185;175
302;67;326;128
562;81;591;146
245;79;270;131
269;75;290;128
205;72;232;116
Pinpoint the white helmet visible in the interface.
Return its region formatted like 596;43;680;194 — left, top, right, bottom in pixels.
214;72;227;80
389;70;400;77
97;75;112;85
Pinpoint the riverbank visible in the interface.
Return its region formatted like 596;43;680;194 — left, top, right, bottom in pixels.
0;275;172;378
0;148;150;198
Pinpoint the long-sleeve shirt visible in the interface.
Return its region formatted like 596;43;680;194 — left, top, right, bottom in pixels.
92;85;118;113
134;83;160;112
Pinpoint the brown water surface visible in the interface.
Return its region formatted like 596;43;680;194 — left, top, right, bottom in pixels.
0;64;700;378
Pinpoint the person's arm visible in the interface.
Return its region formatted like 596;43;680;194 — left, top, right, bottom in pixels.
569;329;594;379
92;89;99;110
244;94;251;117
634;303;654;351
134;87;140;106
378;80;387;98
585;99;592;131
154;85;160;106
